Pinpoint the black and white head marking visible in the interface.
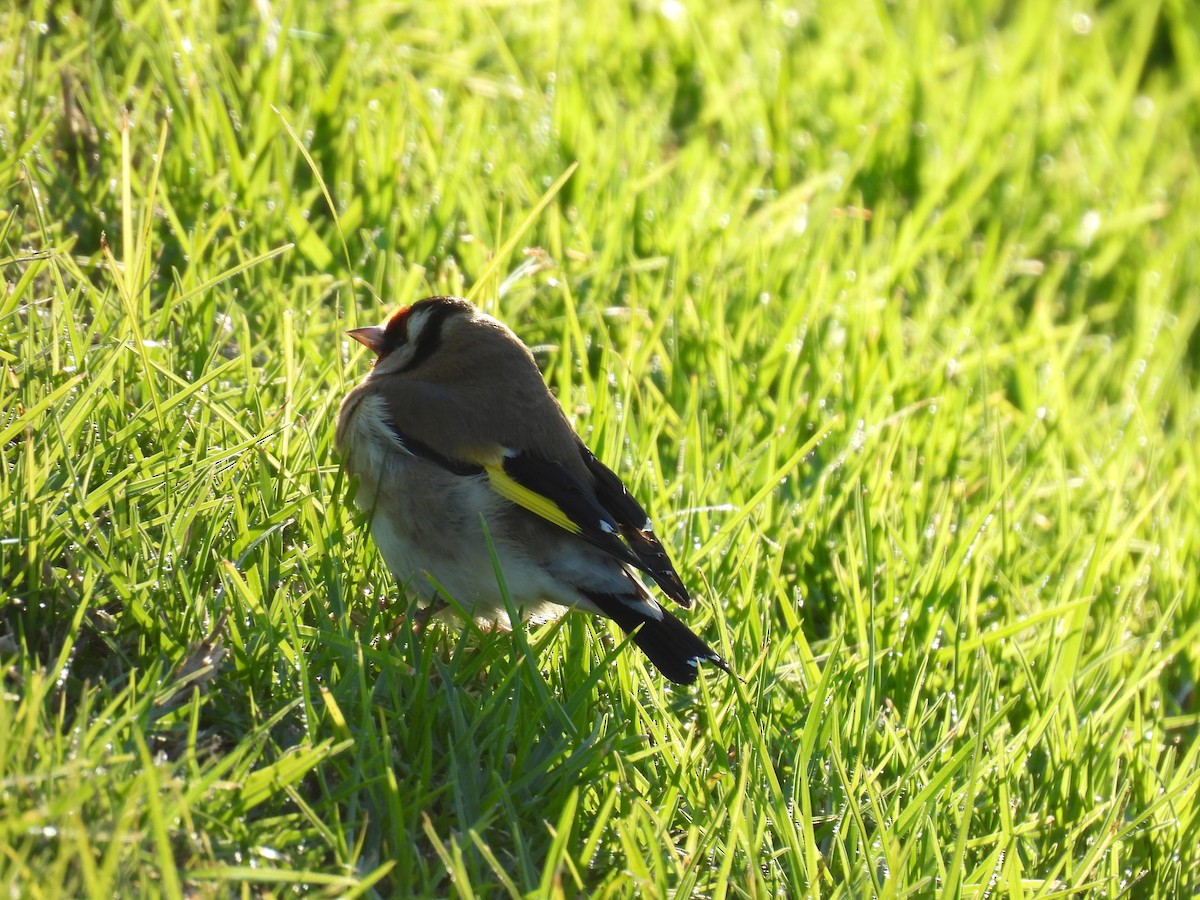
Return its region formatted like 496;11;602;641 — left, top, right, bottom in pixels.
372;297;471;375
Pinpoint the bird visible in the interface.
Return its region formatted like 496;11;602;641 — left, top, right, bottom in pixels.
335;295;733;685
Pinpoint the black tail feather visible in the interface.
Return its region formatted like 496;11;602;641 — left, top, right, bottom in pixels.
584;590;732;685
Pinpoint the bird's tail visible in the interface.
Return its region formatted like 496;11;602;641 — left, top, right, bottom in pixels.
582;590;733;685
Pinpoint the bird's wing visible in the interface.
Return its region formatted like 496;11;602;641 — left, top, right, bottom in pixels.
375;392;691;606
574;441;692;608
480;445;693;608
480;446;643;560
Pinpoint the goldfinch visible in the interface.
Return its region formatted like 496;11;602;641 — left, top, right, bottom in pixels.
335;296;732;685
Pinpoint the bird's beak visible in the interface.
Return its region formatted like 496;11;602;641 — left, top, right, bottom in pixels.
347;325;387;355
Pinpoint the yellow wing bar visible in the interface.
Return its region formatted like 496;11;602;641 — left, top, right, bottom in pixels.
484;462;583;535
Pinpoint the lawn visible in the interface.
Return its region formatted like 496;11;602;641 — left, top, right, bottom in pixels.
2;0;1198;895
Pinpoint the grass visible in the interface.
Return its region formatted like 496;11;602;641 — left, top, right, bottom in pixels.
2;0;1198;895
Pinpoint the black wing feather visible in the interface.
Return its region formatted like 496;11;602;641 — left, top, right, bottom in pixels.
576;441;692;608
500;443;693;608
500;451;644;569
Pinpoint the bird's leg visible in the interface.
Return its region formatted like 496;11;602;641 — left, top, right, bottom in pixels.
383;597;449;641
411;597;449;633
